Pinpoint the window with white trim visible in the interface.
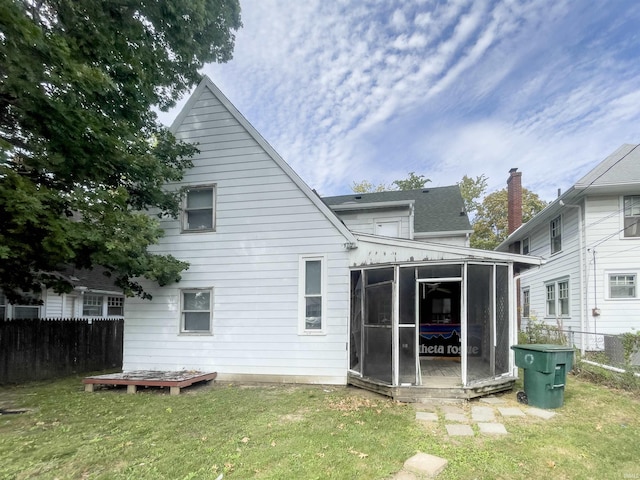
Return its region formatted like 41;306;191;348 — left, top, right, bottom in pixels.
0;292;5;320
83;294;103;317
522;288;530;318
182;186;216;232
609;274;636;299
546;279;569;317
82;294;125;317
521;237;530;255
0;290;41;319
550;215;562;254
107;296;124;316
299;256;325;333
623;196;640;237
181;289;213;333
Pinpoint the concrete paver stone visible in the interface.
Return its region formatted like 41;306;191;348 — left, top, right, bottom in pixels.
446;424;474;436
416;411;439;422
403;452;448;478
471;406;495;422
526;407;557;419
477;422;508;435
498;407;526;417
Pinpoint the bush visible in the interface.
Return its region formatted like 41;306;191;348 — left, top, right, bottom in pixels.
518;315;567;345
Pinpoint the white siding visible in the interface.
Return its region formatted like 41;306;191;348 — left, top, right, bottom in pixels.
583;195;640;334
333;208;411;239
123;84;352;384
520;206;583;334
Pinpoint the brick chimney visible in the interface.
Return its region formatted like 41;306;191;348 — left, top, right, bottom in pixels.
507;168;522;234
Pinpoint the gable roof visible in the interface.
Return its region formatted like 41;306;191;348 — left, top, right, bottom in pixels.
322;186;472;235
170;76;357;247
497;143;640;250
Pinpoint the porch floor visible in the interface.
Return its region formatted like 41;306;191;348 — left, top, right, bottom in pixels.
83;370;217;395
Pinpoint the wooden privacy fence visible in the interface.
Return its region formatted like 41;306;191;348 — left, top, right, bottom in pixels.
0;318;123;384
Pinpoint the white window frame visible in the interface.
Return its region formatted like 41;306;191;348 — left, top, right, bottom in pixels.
607;272;637;300
82;293;125;318
180;288;213;334
622;195;640;238
522;288;530;318
182;185;216;233
550;215;562;254
521;237;530;255
298;255;327;335
545;278;570;318
0;290;41;319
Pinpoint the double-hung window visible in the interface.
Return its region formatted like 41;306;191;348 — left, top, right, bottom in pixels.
0;290;40;319
521;237;530;255
183;186;216;232
83;295;103;317
546;279;569;317
623;196;640;237
181;289;213;333
82;294;125;317
299;256;325;333
609;274;636;299
522;288;530;318
550;215;562;254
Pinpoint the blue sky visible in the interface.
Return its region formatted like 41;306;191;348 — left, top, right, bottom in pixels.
157;0;640;201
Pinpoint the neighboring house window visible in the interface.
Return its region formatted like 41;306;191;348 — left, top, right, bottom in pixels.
546;284;556;316
521;237;530;255
181;289;213;333
82;294;125;317
550;216;562;254
183;186;216;232
299;256;325;333
107;296;124;316
546;280;569;317
522;289;530;318
623;195;640;237
609;274;636;299
83;295;103;317
0;290;40;319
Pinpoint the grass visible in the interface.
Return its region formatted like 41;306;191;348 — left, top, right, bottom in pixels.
1;374;639;480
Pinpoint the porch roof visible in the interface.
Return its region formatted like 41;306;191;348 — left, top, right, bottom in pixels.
351;233;545;268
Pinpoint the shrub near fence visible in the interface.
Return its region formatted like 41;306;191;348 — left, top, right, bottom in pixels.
0;318;123;384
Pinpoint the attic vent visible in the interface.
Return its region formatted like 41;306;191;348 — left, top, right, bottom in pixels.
354;195;362;200
422;189;430;193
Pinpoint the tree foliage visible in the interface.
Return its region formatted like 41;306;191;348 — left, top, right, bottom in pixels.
0;0;242;302
458;174;488;218
351;172;430;193
471;187;547;250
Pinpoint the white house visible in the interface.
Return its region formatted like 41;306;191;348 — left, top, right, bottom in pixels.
497;144;640;352
0;268;125;320
323;187;473;246
123;76;542;400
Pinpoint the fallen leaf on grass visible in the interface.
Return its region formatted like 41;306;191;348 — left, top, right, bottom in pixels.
547;461;556;469
348;447;369;458
241;436;250;443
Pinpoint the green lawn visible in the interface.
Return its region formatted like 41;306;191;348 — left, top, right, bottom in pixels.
1;374;638;479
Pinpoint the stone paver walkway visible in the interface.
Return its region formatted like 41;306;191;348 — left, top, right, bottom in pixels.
390;394;558;478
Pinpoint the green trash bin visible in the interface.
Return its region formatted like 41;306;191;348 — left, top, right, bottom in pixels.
511;344;574;409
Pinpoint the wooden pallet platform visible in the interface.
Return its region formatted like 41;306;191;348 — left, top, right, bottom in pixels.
83;370;217;395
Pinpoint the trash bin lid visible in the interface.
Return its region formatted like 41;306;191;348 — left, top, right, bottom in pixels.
511;344;573;353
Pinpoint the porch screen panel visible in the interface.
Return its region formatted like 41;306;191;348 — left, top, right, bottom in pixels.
350;270;363;373
363;280;393;384
398;267;417;384
466;264;493;382
495;266;510;375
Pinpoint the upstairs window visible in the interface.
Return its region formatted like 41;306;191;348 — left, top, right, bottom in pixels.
521;237;530;255
550;215;562;254
183;186;216;232
623;196;640;237
299;256;325;333
609;274;636;299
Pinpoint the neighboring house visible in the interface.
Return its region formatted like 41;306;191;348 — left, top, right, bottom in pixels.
497;144;640;351
0;268;125;320
323;187;473;246
123;76;542;400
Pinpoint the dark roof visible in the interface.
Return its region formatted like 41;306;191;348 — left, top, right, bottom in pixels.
322;186;472;234
60;267;123;294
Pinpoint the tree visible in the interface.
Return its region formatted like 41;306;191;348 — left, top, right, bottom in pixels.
458;174;488;219
351;172;430;193
471;188;547;250
0;1;242;302
391;172;430;190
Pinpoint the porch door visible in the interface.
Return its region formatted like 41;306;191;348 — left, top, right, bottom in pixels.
362;269;394;384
